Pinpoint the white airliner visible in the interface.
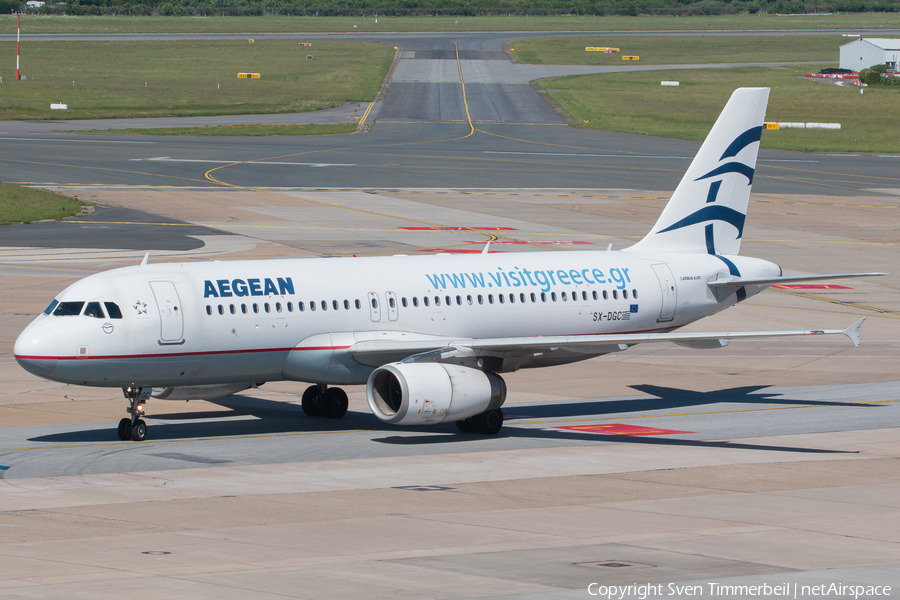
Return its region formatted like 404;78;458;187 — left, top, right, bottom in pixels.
15;88;884;441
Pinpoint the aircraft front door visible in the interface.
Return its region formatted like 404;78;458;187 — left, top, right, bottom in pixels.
651;264;677;322
149;281;185;344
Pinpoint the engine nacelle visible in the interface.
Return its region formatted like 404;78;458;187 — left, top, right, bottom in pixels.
151;382;256;401
366;362;505;426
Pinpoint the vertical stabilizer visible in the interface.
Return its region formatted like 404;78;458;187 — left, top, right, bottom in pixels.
627;87;769;256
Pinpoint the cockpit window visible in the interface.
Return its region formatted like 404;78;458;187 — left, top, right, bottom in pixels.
84;302;105;319
53;302;85;317
43;299;59;315
104;302;123;319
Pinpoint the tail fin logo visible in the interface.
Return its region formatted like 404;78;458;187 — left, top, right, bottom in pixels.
655;125;762;242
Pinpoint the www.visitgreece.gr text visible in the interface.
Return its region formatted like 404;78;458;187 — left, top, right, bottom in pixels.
425;266;634;293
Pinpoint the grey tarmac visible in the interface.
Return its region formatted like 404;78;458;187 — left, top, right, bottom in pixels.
0;28;899;600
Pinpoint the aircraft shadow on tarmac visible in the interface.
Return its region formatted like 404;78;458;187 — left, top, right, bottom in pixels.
27;384;876;455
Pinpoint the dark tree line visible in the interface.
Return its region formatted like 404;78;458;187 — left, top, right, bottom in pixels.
7;0;900;16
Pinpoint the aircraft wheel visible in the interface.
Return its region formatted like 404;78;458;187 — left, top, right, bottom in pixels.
474;408;503;435
130;419;147;442
455;418;478;433
322;387;349;419
117;418;132;441
301;385;323;417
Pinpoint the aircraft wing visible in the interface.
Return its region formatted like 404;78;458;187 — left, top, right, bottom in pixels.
347;318;866;367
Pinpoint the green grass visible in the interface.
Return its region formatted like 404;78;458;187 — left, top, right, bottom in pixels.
88;123;358;135
0;40;394;120
2;13;900;34
510;35;845;65
540;65;900;153
0;182;83;224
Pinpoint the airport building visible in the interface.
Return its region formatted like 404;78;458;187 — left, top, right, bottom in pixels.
839;37;900;71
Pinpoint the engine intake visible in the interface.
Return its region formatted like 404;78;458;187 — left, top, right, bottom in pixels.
366;362;505;426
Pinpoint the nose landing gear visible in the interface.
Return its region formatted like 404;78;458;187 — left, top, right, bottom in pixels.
118;386;151;441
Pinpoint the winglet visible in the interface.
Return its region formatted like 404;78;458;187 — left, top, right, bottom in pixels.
843;318;865;347
482;241;491;255
140;252;149;267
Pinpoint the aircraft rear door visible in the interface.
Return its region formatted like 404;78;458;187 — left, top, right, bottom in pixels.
149;281;185;344
651;264;677;322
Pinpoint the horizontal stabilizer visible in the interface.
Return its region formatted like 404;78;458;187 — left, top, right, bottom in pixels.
709;272;887;291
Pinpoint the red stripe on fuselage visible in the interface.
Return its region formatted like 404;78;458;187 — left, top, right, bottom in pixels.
13;324;679;362
15;345;352;362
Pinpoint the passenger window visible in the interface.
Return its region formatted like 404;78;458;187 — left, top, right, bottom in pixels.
467;295;473;305
402;297;408;308
276;302;282;313
389;297;396;308
298;302;305;312
478;295;484;305
206;305;212;315
498;294;505;304
230;304;236;315
623;290;629;299
371;298;378;309
488;294;494;304
287;302;293;312
551;293;557;302
445;296;451;306
541;292;546;302
613;290;619;300
309;301;316;312
53;301;84;316
633;289;639;299
508;294;514;304
561;292;567;301
218;305;224;315
104;302;123;319
242;304;248;314
355;299;361;309
435;297;441;306
84;302;105;319
530;293;536;303
320;301;327;311
456;295;462;306
43;299;59;315
265;303;271;313
333;300;339;310
253;303;260;314
582;291;588;301
344;300;350;310
423;297;430;307
592;291;598;301
413;297;419;307
603;290;608;300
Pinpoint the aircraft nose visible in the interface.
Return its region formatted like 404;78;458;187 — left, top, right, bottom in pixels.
14;324;59;378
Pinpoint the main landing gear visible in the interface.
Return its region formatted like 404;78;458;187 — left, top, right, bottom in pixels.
301;384;349;419
118;386;151;442
455;408;504;435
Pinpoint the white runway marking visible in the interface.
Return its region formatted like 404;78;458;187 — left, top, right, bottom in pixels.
129;157;354;167
482;151;818;163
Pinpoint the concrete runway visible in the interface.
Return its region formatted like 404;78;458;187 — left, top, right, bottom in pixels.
1;29;900;600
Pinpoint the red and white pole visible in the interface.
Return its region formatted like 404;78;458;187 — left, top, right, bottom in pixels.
16;13;21;81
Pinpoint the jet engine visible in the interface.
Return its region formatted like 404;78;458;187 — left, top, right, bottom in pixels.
151;382;256;401
366;362;505;426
